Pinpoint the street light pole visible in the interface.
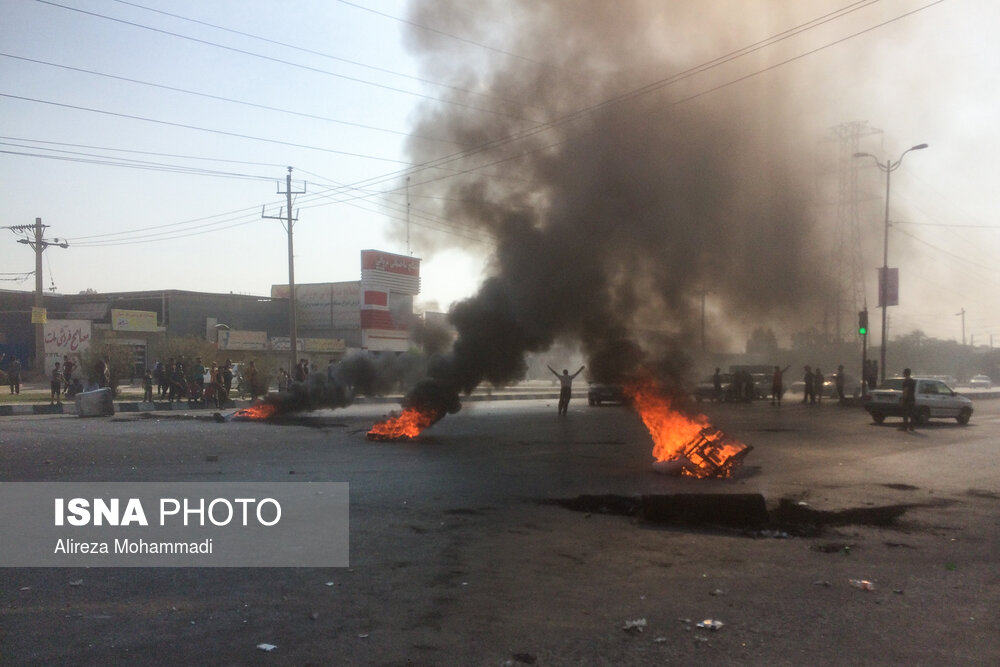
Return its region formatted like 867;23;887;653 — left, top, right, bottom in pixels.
854;143;928;384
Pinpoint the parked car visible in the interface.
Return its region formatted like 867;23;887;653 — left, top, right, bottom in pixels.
694;373;736;402
969;374;992;389
587;383;628;406
864;376;973;425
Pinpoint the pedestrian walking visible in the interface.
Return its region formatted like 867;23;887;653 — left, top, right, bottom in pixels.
813;368;824;404
712;368;723;402
547;364;585;416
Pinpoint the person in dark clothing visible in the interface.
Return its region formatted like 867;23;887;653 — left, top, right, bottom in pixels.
813;368;824;404
771;365;790;406
168;361;186;402
50;362;65;405
900;368;917;431
8;357;21;394
547;364;585;416
712;368;723;402
802;366;814;404
835;364;846;400
223;359;234;394
142;369;153;403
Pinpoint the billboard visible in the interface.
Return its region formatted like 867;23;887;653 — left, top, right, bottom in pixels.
111;309;159;332
43;320;92;373
271;282;361;329
878;267;899;308
218;330;268;351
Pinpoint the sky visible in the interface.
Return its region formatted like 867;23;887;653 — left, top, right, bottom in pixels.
1;0;999;350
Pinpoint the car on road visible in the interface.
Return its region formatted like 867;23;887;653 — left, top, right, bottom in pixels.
969;374;992;389
587;383;628;406
694;373;736;402
863;376;973;425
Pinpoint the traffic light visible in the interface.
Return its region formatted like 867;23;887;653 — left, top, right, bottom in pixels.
858;310;868;336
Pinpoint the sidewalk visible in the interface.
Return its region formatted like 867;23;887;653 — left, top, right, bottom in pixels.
0;381;574;417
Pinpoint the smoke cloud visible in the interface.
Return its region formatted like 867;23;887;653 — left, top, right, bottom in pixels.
396;0;836;408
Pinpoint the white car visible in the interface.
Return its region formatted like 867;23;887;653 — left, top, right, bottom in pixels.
864;376;973;425
969;375;992;389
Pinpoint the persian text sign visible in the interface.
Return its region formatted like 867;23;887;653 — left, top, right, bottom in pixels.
43;320;91;355
218;330;268;351
111;309;158;332
0;482;349;567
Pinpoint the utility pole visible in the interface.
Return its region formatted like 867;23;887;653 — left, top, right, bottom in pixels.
263;168;306;376
956;308;966;346
6;218;68;372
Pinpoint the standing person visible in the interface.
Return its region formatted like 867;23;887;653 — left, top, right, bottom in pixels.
712;368;723;402
169;360;186;402
95;358;108;389
277;368;289;393
547;364;585;416
50;362;64;406
802;366;814;404
835;364;846;400
246;360;260;401
900;368;917;431
156;360;168;397
813;368;824;404
8;357;21;394
62;355;76;396
142;369;153;403
771;365;790;406
222;359;234;395
193;357;206;398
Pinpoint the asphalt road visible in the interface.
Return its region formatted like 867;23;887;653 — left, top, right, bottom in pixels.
1;396;998;665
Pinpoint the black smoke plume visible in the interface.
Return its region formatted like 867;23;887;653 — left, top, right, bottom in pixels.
397;1;838;416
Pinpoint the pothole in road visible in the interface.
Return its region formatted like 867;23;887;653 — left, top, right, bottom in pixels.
546;493;923;537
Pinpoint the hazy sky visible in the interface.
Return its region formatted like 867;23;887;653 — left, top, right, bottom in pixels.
2;0;998;349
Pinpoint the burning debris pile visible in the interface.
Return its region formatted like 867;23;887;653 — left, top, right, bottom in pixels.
626;376;751;478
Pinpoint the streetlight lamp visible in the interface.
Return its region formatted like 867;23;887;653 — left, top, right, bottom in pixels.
854;143;928;384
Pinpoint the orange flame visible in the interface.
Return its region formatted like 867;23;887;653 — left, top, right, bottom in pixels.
625;376;750;478
232;402;279;421
367;407;440;441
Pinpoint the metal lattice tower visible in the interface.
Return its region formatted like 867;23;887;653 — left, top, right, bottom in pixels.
827;121;882;340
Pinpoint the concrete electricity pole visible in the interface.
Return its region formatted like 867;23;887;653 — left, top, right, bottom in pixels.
263;168;306;376
5;218;68;372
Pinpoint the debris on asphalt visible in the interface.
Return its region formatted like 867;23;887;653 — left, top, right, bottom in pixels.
623;618;647;633
204;455;219;462
68;579;83;587
813;580;832;587
511;652;537;664
256;643;277;652
710;588;725;596
696;619;724;631
849;579;875;591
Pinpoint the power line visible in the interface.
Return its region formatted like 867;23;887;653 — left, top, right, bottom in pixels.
34;0;543;123
0;53;462;147
108;0;548;114
0;93;413;164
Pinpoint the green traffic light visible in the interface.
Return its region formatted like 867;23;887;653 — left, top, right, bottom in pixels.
859;327;867;335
